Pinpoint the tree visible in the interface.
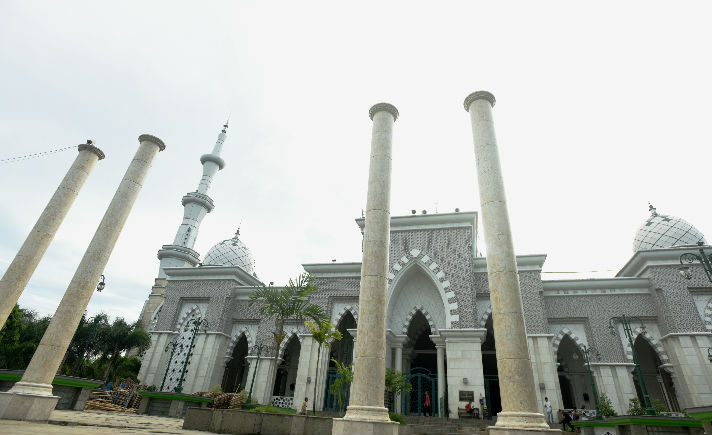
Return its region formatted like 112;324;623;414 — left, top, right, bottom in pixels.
306;320;341;415
598;393;617;417
329;358;353;413
385;368;411;411
248;273;327;403
97;318;151;382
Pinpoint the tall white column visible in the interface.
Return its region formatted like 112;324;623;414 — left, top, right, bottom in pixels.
464;92;552;434
436;344;446;417
0;135;165;422
394;343;404;413
332;103;399;435
0;142;104;329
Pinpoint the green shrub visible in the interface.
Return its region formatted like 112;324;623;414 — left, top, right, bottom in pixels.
627;398;644;416
652;398;667;414
146;385;157;392
389;413;406;425
598;393;617;417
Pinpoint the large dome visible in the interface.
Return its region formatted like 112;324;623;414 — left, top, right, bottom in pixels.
203;230;256;275
633;205;706;252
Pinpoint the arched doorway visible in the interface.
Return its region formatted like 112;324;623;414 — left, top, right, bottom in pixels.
402;311;438;416
273;335;300;401
633;336;679;411
324;311;356;412
482;315;501;418
556;336;591;409
222;335;249;393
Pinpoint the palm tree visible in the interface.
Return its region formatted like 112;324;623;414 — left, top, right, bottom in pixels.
248;272;327;403
306;320;341;415
98;318;151;382
329;358;353;413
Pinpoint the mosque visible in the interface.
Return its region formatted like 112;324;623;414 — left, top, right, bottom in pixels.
136;125;712;419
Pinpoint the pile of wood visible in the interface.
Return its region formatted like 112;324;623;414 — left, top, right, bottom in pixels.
195;391;247;409
85;378;141;413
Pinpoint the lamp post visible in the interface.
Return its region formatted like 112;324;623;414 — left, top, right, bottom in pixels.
609;315;655;415
707;348;712;364
580;344;602;420
159;336;181;391
247;342;269;404
678;242;712;283
174;316;208;393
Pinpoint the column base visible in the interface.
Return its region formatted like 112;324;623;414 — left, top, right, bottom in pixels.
332;405;398;435
488;411;560;434
0;391;59;421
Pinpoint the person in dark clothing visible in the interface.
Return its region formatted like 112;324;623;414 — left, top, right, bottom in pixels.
560;409;575;432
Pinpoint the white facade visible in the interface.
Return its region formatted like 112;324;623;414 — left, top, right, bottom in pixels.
137;172;712;419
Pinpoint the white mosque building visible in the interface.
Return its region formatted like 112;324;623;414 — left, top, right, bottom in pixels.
137;125;712;418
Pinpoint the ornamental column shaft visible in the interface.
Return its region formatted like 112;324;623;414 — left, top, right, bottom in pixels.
464;91;552;434
0;135;164;422
0;143;104;329
333;103;399;435
436;344;445;417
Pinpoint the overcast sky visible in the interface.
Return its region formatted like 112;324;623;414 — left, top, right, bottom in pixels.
1;2;711;322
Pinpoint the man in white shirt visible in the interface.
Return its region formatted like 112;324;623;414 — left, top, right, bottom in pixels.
543;397;553;424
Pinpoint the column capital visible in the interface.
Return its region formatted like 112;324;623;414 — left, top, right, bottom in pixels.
369;102;399;122
463;91;496;111
139;134;166;151
77;142;105;160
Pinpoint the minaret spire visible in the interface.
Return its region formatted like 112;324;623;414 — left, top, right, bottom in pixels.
156;123;228;277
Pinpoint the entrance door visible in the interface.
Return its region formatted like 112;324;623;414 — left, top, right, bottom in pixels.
484;375;501;418
402;367;438;416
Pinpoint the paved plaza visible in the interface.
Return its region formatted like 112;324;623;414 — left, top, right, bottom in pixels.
0;410;210;435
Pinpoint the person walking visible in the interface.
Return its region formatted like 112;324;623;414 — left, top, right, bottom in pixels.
300;397;309;415
560;409;575;432
543;396;554;424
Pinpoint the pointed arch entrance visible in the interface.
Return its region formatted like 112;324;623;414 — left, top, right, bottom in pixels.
401;310;439;416
273;334;301;399
221;335;249;393
633;336;679;411
556;335;591;409
482;314;501;417
323;310;357;412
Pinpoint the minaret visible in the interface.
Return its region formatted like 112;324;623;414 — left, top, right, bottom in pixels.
138;123;227;329
156;122;227;277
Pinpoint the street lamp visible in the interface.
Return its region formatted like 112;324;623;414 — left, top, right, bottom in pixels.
580;344;602;420
96;274;106;292
609;315;656;415
159;336;181;391
247;342;270;404
678;242;712;283
707;348;712;363
174;316;208;393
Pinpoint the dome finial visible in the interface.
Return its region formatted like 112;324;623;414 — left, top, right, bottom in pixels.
648;203;657;217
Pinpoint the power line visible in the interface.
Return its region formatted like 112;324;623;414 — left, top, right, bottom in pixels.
0;145;78;164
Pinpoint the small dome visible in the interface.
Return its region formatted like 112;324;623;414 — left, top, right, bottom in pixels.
203;230;256;274
633;205;706;252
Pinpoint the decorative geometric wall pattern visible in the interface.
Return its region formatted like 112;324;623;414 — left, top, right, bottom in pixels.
401;305;438;335
388;248;458;325
223;324;256;360
332;304;359;327
705;297;712;331
623;327;670;367
551;327;587;355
